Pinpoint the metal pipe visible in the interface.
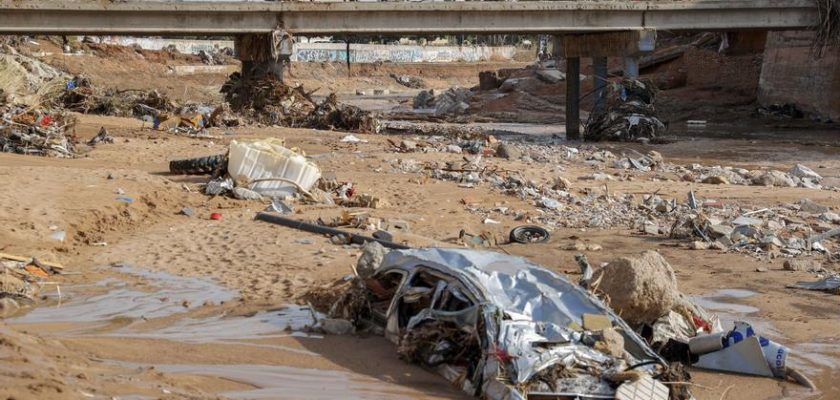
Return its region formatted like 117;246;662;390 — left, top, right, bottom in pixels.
255;212;411;250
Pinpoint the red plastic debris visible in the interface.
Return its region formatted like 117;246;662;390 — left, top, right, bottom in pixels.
692;315;712;333
210;212;222;220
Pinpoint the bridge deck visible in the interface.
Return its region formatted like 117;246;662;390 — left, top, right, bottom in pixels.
0;0;818;36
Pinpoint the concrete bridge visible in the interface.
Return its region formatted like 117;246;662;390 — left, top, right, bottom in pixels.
0;0;822;139
0;0;819;36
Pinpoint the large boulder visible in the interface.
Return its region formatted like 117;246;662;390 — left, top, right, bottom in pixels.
594;251;682;325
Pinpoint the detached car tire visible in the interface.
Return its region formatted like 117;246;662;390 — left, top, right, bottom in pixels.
169;154;227;175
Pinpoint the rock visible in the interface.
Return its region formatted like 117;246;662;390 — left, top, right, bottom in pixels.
233;187;263;200
767;220;784;230
799;178;821;189
496;143;522;160
356;241;387;278
444;144;462;154
732;225;760;238
761;235;784;249
587;243;603;251
179;207;195;217
790;164;822;181
595;251;683;325
320;318;354;335
820;212;840;223
355;89;367;96
400;140;418;152
783;259;822;272
541;197;562;210
535;68;566;84
702;176;729;185
588;150;616;162
798;198;829;214
552;176;572;190
708;224;733;238
643;224;660;235
752;170;796;187
0;297;20;318
413;90;435;108
566;241;588;251
689;241;709;250
580;173;615;181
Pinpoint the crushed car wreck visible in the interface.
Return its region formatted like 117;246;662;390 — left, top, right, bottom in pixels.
330;248;671;400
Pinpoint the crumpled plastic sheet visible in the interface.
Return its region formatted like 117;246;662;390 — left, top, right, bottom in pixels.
787;274;840;293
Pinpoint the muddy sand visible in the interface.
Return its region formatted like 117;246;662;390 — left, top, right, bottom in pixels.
1;111;839;400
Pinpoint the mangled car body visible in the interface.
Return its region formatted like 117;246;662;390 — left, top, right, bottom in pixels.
333;248;669;399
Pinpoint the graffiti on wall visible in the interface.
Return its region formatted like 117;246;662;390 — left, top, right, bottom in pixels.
95;37;517;63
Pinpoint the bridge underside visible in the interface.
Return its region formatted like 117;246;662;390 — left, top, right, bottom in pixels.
0;0;818;36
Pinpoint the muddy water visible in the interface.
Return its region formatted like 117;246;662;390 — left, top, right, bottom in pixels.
8;266;424;399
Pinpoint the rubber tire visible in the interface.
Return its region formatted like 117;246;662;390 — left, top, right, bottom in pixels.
169;154;227;175
509;225;550;244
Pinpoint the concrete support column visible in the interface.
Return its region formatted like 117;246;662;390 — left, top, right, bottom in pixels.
593;56;608;114
565;57;581;140
235;31;292;81
623;56;640;78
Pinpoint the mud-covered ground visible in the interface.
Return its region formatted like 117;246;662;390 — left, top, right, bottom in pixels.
2;40;840;400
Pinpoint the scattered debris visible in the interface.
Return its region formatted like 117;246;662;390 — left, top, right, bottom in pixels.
390;73;425;88
1;104;78;157
787;274;840;294
222;74;380;133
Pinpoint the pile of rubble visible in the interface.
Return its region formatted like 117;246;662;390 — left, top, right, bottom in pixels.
1;253;64;317
0;102;79;157
413;87;474;115
222;73;381;133
56;76;178;118
585;78;666;142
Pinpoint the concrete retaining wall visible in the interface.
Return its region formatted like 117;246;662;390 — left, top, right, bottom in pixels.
758;31;840;121
290;43;516;63
95;37;516;63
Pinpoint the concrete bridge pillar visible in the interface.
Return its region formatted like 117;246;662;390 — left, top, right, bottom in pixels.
235;30;293;81
557;29;655;140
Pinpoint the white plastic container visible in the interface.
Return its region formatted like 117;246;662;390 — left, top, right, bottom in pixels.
227;138;321;197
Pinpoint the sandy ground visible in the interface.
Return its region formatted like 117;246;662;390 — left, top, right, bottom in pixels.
2;42;840;400
2;112;839;400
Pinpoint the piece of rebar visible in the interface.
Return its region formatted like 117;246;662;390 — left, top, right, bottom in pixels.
255;212;411;249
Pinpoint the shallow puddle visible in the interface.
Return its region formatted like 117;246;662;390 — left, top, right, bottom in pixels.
13;266;238;324
691;288;760;314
